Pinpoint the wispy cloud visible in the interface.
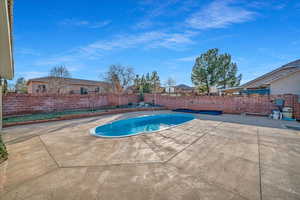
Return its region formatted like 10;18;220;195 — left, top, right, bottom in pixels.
176;55;196;62
257;48;296;61
79;31;196;56
34;53;77;66
15;48;41;56
34;30;196;68
186;0;255;30
59;18;111;28
291;40;300;45
17;71;48;79
134;0;199;29
247;0;288;10
89;20;112;28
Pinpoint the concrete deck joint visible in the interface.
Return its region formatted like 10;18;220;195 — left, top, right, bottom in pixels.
1;111;300;200
256;128;263;200
164;122;223;163
38;136;61;168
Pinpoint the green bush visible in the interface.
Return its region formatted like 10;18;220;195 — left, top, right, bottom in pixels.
0;134;8;163
139;92;144;102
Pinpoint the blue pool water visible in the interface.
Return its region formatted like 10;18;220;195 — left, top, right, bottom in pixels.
90;113;195;137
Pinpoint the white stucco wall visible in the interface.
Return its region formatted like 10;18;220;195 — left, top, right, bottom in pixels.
270;70;300;95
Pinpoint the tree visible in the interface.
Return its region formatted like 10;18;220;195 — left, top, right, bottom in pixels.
15;77;27;93
0;78;9;94
191;48;220;94
48;65;71;94
165;77;176;94
165;77;176;87
50;65;71;78
104;64;135;93
191;48;242;94
150;71;160;93
217;53;242;89
133;71;161;94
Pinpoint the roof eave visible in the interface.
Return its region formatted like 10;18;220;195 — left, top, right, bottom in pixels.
0;0;14;80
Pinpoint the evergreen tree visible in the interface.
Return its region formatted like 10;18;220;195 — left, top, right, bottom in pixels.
191;48;220;94
133;71;160;93
150;71;160;93
217;53;242;89
15;77;28;93
191;48;242;94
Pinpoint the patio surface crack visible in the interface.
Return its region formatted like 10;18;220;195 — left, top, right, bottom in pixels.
256;128;263;200
38;136;61;168
164;122;223;163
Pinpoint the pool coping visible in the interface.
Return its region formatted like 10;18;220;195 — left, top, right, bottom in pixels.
90;113;196;138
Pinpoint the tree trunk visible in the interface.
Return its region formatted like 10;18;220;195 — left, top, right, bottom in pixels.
206;81;210;95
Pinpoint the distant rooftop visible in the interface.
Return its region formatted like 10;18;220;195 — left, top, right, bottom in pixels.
27;77;109;86
175;84;194;90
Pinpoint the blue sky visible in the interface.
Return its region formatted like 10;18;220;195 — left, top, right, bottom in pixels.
13;0;300;85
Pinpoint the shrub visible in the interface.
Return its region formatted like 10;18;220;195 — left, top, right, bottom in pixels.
139;93;144;102
0;134;8;163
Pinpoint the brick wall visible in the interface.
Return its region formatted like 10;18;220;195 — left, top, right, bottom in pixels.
3;93;139;116
107;94;139;106
292;95;300;120
144;94;300;120
3;93;300;120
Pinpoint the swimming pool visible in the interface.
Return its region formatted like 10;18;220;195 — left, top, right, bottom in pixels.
90;113;195;138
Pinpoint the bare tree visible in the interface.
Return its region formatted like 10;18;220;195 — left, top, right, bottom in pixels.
48;65;71;94
165;77;176;94
103;64;135;93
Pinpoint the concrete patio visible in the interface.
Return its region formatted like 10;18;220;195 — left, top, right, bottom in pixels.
0;111;300;200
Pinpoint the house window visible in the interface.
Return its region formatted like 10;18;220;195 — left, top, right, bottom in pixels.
80;87;88;95
95;87;100;93
37;85;46;93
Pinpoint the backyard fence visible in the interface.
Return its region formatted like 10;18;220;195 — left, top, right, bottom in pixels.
3;93;300;120
144;94;300;120
3;93;139;116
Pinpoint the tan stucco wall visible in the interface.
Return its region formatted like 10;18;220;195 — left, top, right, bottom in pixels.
28;81;106;94
0;0;14;80
270;70;300;95
0;86;2;130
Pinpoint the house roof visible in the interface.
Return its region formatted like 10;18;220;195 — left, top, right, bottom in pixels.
27;77;110;86
241;59;300;89
175;84;194;90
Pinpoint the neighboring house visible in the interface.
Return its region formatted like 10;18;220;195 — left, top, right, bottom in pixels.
0;0;14;129
27;77;111;94
165;86;175;93
222;59;300;95
165;84;194;94
175;84;195;94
